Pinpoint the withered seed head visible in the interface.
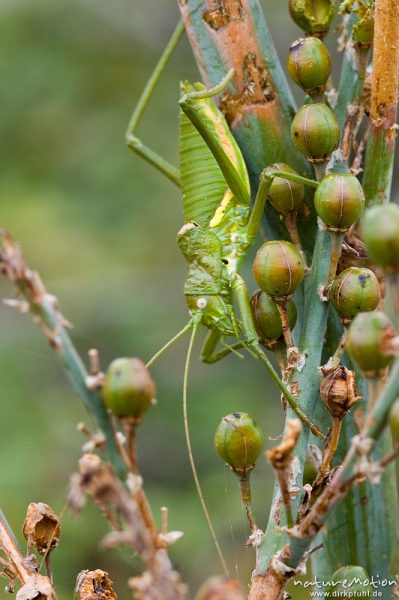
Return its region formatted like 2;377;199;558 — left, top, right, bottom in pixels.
23;502;61;556
75;569;117;600
320;366;361;419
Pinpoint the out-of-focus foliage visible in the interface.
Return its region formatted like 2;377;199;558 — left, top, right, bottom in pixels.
0;1;311;598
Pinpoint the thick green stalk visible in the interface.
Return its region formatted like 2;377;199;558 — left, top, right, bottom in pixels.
311;312;399;583
362;0;399;205
177;1;314;241
250;356;399;599
253;229;332;572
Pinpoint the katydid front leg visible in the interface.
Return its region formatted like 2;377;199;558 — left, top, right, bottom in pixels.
231;274;324;440
125;21;184;186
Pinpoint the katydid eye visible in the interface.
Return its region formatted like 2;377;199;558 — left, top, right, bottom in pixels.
197;297;208;309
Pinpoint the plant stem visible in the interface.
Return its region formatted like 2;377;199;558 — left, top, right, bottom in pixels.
362;0;399;206
0;232;127;478
320;417;343;475
235;470;257;532
275;302;294;350
327;232;345;283
254;229;333;572
177;0;313;245
250;356;399;598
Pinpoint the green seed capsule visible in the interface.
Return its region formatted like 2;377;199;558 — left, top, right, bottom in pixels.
252;240;305;299
288;0;335;36
266;163;305;215
102;358;155;418
347;311;397;377
214;412;264;470
362;204;399;274
291;104;340;162
330;267;380;322
314;174;365;231
328;566;371;598
389;399;399;444
353;12;374;47
251;290;297;342
287;37;331;95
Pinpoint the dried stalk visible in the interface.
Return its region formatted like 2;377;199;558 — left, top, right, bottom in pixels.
0;509;57;600
0;230;126;478
76;454;187;600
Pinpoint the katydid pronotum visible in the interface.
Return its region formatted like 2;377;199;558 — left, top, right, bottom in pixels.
126;20;323;573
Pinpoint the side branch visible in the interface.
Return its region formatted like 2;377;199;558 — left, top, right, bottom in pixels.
0;231;127;478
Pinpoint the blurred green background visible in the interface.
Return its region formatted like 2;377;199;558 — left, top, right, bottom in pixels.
0;1;322;598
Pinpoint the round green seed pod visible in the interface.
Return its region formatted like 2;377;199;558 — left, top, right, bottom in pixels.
214;412;264;470
287;37;331;95
291;103;340;162
252;240;305;300
251;290;297;342
288;0;335;37
265;163;305;215
330;267;380;323
389;399;399;444
328;566;371;598
314;174;365;231
102;358;155;418
347;311;397;377
362;204;399;274
353;13;374;47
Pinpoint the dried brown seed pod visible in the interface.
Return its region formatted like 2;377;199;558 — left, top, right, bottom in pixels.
320;366;361;419
23;502;61;555
75;569;117;600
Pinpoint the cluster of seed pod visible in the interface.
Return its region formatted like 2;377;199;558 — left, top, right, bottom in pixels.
246;4;399;483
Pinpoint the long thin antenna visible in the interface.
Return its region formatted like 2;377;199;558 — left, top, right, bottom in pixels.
146;320;193;368
183;318;230;577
